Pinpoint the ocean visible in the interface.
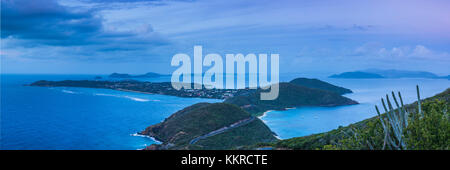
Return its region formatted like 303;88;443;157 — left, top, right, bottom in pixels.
0;74;221;150
1;74;449;149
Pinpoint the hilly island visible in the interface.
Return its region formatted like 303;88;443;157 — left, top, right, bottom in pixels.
29;77;359;149
330;69;448;79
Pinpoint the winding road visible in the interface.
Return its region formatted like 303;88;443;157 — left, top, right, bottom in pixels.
189;117;256;144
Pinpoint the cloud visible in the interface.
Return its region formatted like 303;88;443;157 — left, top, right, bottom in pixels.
1;0;449;74
1;0;101;44
1;0;170;61
411;45;432;58
350;43;450;62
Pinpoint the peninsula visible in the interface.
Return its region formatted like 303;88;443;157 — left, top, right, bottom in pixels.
140;103;278;150
30;80;255;99
225;82;358;116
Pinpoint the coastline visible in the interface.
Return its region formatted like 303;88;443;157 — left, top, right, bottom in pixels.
258;110;273;120
258;107;297;120
131;133;162;144
257;110;283;140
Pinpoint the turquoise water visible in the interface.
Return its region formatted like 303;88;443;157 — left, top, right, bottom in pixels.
1;74;449;149
261;78;450;139
1;74;221;150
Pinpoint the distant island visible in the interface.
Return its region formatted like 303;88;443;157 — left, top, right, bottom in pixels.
109;72;169;78
330;69;448;79
329;71;384;79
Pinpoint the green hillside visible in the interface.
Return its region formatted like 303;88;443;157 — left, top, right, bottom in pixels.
224;82;358;116
140;103;277;150
190;119;278;150
252;88;450;150
289;78;352;95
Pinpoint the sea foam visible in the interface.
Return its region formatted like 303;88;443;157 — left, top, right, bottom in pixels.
94;93;154;102
131;133;162;144
61;90;77;94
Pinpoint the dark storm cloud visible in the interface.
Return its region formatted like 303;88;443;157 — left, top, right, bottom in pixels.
1;0;169;48
1;0;103;45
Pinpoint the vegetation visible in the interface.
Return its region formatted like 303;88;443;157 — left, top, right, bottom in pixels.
30;77;366;150
289;78;352;95
140;103;278;150
190;120;278;150
254;87;449;150
405;99;449;150
30;78;358;116
225;82;358;116
30;80;256;99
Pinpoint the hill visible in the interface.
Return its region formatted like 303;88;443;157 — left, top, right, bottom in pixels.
224;82;358;116
363;69;439;78
442;75;450;80
109;72;167;78
330;69;446;79
250;88;450;150
140;103;278;150
289;78;352;95
329;71;384;79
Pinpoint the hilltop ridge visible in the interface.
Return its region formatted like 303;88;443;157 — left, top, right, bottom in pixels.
289;78;352;95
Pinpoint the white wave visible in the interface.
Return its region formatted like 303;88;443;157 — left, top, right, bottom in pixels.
94;93;117;97
258;110;273;119
94;93;158;102
131;133;162;144
124;96;150;102
61;90;77;94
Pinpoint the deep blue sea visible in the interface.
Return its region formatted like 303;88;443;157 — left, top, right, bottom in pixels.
1;74;449;149
0;74;221;150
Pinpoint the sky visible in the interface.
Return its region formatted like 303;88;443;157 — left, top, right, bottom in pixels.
1;0;450;76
